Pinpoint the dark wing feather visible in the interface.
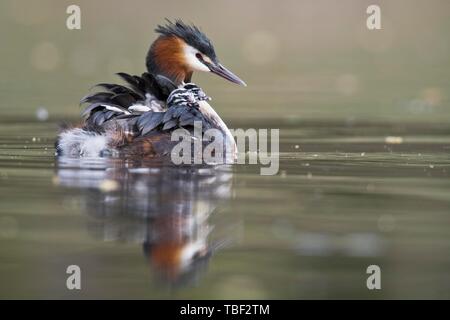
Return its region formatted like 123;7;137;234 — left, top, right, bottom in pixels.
103;110;116;122
80;92;114;105
137;112;165;136
94;83;143;99
163;107;175;122
87;110;106;128
83;107;128;130
83;72;174;112
162;119;178;130
134;104;210;137
80;71;177;131
110;93;136;107
154;75;177;97
81;103;103;118
116;72;142;94
179;111;195;122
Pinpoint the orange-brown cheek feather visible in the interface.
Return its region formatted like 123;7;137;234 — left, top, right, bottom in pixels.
154;37;189;84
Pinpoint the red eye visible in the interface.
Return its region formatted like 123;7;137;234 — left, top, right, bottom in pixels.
195;53;203;61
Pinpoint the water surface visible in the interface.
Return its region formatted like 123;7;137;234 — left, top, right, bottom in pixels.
1;117;449;299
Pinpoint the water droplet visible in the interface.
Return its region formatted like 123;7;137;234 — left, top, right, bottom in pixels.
99;179;119;192
385;136;403;144
35;107;49;121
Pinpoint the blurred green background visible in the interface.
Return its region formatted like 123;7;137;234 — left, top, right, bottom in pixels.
1;0;449;122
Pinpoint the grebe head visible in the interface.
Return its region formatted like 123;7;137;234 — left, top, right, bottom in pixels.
146;19;246;87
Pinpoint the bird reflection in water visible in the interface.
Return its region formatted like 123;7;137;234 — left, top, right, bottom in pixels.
55;158;236;287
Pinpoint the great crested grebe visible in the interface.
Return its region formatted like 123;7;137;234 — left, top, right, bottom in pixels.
57;20;246;160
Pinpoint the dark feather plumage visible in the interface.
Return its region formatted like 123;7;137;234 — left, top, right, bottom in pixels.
94;83;142;99
76;69;217;157
115;72;171;101
133;86;211;137
155;19;217;61
80;71;179;130
137;112;165;136
80;92;114;105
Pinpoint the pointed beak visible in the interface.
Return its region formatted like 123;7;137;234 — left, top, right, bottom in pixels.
208;62;247;86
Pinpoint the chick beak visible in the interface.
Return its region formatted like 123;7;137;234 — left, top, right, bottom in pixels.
208;62;247;86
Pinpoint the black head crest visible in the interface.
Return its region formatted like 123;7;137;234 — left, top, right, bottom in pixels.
155;19;217;61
